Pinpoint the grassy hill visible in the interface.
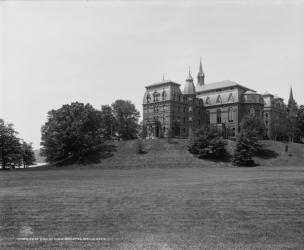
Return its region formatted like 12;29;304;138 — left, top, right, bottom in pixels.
33;138;304;169
98;139;304;168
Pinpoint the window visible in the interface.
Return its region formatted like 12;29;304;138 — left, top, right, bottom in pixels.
162;90;167;100
146;93;151;103
206;110;210;124
183;117;186;123
216;95;222;104
228;107;233;122
228;93;234;103
189;106;192;112
217;109;222;124
250;107;255;116
205;97;210;105
153;91;160;102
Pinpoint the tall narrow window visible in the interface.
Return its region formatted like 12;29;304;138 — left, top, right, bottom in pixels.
206;110;210;124
217;109;222;124
228;107;233;122
250;107;255;116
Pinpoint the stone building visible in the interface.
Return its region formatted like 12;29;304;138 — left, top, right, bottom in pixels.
143;59;287;139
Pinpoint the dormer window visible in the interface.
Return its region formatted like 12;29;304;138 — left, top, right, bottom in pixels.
205;97;210;105
228;93;234;103
216;95;222;104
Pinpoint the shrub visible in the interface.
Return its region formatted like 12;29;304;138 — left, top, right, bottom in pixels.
232;132;255;166
136;139;146;154
188;126;227;160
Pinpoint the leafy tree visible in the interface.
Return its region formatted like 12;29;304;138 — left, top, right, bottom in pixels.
270;113;289;141
21;141;36;168
297;105;304;142
111;100;140;140
188;125;227;160
100;105;117;140
241;114;267;140
0;119;21;168
287;96;298;142
41;102;105;164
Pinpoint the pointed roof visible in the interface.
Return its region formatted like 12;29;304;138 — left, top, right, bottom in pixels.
186;68;193;81
288;87;294;103
184;69;196;95
198;58;204;77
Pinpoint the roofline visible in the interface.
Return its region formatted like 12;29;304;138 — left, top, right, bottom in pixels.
145;80;181;89
196;81;254;94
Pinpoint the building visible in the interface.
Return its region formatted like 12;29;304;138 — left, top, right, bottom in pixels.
143;59;287;139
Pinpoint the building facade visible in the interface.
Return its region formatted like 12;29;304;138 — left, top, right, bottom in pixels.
143;60;287;139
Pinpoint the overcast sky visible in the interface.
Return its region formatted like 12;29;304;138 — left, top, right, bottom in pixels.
0;0;303;148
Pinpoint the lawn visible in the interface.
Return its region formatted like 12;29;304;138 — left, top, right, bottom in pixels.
1;166;304;249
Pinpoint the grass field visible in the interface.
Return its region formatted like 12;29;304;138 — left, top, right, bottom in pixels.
1;165;304;250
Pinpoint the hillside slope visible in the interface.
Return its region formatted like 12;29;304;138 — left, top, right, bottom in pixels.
99;139;229;168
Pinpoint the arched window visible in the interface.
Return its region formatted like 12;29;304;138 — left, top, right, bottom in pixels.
217;109;222;124
250;107;255;116
228;107;233;122
153;91;160;102
146;93;151;103
162;90;167;100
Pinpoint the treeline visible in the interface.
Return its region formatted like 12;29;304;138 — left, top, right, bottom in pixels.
0;119;35;169
40;99;140;165
188;104;304;167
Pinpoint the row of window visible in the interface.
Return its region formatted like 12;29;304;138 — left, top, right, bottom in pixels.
205;93;234;106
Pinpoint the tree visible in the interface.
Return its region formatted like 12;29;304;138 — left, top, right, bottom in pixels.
296;105;304;142
188;125;227;160
0;119;21;168
287;90;299;142
41;102;105;164
111;100;140;140
21;141;35;168
100;105;117;140
232;132;255;166
232;116;264;166
270;113;289;141
241;114;267;140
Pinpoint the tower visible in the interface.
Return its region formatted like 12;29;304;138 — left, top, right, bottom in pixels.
197;58;205;86
183;69;197;136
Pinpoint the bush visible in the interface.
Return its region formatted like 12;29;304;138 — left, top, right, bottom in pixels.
188;126;227;160
136;139;146;154
232;132;255;166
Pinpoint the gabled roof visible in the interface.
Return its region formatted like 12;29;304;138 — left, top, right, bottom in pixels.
196;80;254;93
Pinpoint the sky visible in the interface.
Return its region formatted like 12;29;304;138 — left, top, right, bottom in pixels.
0;0;303;149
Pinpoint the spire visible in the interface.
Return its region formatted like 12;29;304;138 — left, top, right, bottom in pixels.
162;73;165;81
288;87;294;104
197;57;205;86
186;67;193;81
198;57;203;75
